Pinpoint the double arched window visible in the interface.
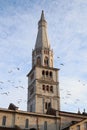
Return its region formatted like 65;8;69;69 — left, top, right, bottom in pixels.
45;102;51;109
44;56;49;66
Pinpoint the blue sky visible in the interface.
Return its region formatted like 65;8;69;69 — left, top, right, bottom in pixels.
0;0;87;113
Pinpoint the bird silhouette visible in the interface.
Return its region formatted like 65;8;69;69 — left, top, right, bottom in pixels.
17;67;20;70
7;80;11;82
83;84;85;86
60;63;64;66
15;86;19;89
1;92;9;96
0;81;4;84
67;93;71;96
8;70;13;73
19;86;24;89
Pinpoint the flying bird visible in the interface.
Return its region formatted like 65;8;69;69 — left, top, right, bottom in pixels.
15;86;19;89
19;86;24;89
0;81;4;84
60;63;64;66
83;84;85;86
67;93;71;96
18;80;21;83
1;92;8;95
7;80;11;82
8;70;13;73
64;102;67;104
17;67;20;70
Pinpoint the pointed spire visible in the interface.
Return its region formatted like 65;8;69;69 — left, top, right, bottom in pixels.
35;11;50;49
40;10;45;21
38;10;47;26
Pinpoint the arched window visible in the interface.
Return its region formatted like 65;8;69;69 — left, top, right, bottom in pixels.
50;71;53;77
48;102;51;108
84;122;87;129
42;85;45;90
46;85;49;91
46;71;48;77
42;70;45;76
36;57;41;65
44;56;49;66
44;50;46;54
25;119;29;128
44;121;47;130
50;86;53;92
2;116;6;126
45;102;51;110
42;85;45;91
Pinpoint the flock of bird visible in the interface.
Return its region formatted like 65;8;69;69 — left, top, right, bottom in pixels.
57;56;87;109
60;88;80;105
0;56;87;110
60;78;87;106
0;67;27;106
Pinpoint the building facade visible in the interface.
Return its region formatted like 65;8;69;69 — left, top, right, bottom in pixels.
0;107;60;130
69;119;87;130
0;11;87;130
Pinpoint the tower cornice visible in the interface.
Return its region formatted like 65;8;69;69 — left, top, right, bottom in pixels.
27;65;60;77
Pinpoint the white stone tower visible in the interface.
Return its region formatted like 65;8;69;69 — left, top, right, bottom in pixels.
27;11;60;113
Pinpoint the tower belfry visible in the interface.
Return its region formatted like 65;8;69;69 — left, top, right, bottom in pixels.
27;11;60;113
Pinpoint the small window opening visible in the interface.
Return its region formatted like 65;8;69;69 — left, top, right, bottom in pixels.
46;85;49;91
50;86;53;92
25;119;29;128
42;70;45;75
50;71;52;77
42;85;45;91
46;71;48;76
2;116;6;126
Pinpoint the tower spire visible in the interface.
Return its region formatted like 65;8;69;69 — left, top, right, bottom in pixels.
35;10;50;49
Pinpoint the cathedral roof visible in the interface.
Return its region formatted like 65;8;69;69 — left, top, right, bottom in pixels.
35;10;50;49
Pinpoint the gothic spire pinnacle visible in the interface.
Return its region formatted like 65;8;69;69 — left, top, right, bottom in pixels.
40;10;45;21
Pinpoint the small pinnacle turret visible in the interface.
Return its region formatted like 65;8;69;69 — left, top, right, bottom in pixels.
40;10;45;21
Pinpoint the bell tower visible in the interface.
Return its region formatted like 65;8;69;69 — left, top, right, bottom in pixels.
27;11;60;113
